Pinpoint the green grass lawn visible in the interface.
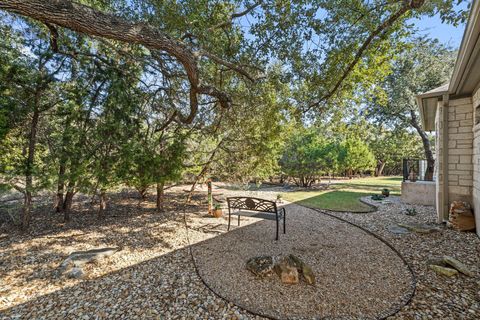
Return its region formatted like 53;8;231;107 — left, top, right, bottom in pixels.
283;176;402;212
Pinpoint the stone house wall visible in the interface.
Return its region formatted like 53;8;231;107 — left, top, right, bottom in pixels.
447;97;474;203
434;97;475;224
473;87;480;237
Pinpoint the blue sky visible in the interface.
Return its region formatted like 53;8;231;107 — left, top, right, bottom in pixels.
410;0;471;49
412;15;466;48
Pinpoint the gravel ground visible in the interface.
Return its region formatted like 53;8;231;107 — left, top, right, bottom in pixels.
191;203;414;319
0;186;479;319
0;191;261;320
330;196;480;319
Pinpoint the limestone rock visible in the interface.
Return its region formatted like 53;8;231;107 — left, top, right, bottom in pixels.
58;247;120;278
398;223;440;234
429;264;458;277
287;254;315;285
388;225;410;235
246;254;315;285
302;265;316;285
274;262;299;284
67;267;85;279
245;256;275;278
60;247;120;269
443;256;474;277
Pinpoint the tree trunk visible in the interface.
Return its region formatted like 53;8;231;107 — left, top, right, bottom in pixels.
55;163;65;213
410;110;435;180
156;182;165;212
98;189;107;217
63;182;75;222
375;160;386;177
22;104;40;230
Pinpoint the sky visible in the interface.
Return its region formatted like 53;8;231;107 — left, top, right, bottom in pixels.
410;1;471;49
412;16;466;48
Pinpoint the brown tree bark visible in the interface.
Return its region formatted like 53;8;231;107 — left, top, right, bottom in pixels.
0;0;252;124
98;189;107;217
156;182;165;212
410;110;435;181
62;182;75;222
22;97;41;230
375;160;386;177
55;163;65;213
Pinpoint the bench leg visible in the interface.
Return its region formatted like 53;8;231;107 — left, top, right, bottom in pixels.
228;211;231;231
283;210;286;234
276;213;279;241
238;214;240;226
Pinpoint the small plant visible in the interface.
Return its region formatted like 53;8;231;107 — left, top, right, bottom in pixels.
371;194;385;201
405;208;417;216
214;203;222;210
276;194;283;203
382;188;390;197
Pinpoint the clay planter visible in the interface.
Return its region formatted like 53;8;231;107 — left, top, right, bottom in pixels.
382;189;390;197
213;209;223;218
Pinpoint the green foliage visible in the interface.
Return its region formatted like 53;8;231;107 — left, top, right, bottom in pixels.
371;194;385;201
405;207;418;216
338;137;376;174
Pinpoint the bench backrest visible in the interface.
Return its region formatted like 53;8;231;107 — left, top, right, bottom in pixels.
226;197;277;213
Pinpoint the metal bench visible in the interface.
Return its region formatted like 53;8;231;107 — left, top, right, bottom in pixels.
226;197;286;240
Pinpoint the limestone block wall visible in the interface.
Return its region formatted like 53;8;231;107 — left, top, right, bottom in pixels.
447;97;474;203
401;181;436;206
473;88;480;237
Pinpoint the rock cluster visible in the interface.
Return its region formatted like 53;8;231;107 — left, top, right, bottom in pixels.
448;201;476;232
428;255;474;277
246;254;315;285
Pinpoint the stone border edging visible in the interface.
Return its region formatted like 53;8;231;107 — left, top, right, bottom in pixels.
183;204;417;320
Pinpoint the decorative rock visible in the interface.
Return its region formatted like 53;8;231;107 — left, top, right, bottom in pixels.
301;265;316;285
67;267;85;279
274;262;299;284
288;254;315;285
58;247;120;278
246;254;315;285
388;225;410;235
245;256;275;278
60;247;120;269
398;223;440;234
443;256;474;277
429;265;458;277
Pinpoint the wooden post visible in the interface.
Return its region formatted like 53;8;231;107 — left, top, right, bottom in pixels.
207;179;212;215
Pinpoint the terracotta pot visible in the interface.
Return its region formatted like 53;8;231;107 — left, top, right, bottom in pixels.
382;189;390;197
213;209;223;218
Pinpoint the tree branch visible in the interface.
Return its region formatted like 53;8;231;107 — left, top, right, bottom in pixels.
308;0;425;110
0;0;252;124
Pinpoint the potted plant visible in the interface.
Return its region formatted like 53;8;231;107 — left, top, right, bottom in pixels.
213;203;223;218
382;188;390;197
276;194;283;203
